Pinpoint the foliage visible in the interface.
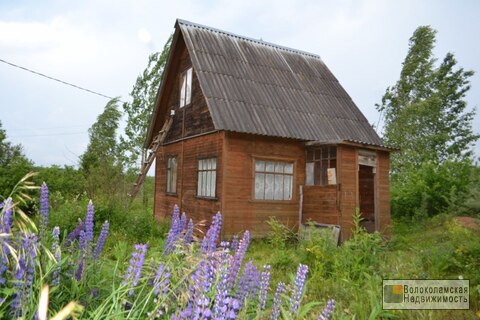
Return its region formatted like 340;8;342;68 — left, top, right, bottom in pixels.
0;120;34;200
266;216;298;250
377;26;478;170
121;35;172;170
376;25;478;217
34;165;86;202
391;158;474;218
80;98;124;204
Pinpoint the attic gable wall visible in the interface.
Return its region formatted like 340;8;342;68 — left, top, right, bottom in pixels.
163;35;216;143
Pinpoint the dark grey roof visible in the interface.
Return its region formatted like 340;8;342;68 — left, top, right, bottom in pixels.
177;19;384;146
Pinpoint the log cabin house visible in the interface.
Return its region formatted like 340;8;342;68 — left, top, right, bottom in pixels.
142;19;393;241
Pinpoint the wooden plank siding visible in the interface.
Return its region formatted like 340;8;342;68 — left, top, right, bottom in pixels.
222;132;305;237
302;185;339;225
154;132;224;225
337;145;358;241
377;151;392;236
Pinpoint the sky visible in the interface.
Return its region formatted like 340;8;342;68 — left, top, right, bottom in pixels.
1;0;479;168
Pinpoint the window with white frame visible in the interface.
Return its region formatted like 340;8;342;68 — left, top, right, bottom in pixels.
254;160;293;200
179;67;192;107
166;156;177;194
197;158;217;198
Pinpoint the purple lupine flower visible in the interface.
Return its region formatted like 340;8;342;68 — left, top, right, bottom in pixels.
270;282;286;320
180;212;187;231
227;231;250;289
11;233;38;317
64;219;84;248
75;259;84;282
290;264;309;315
39;182;49;242
163;205;181;254
201;212;222;253
184;218;194;244
213;266;229;318
85;200;95;245
258;265;271;310
318;299;335;320
124;244;148;296
188;257;216;319
223;296;241;319
93;221;109;260
152;263;170;296
230;235;239;253
51;226;61;285
75;230;87;281
236;261;259;306
0;198;14;285
1;197;13;232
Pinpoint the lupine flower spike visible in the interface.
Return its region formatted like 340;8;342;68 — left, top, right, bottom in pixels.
85;200;95;246
290;264;309;315
51;226;61;285
93;221;109;260
11;233;38;317
39;182;49;243
270;282;286;320
318;299;335;320
124;244;148;296
0;198;14;285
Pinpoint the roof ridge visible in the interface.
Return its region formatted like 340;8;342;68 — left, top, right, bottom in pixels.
176;19;322;60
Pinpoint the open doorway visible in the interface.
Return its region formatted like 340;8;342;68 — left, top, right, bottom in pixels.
358;150;376;232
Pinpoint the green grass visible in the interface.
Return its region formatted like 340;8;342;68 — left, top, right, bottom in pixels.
247;214;480;319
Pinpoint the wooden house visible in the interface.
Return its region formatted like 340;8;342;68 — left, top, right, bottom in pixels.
142;19;393;241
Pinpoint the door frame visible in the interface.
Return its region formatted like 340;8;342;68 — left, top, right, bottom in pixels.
358;149;378;232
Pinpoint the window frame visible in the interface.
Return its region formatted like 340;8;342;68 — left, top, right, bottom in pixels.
179;67;192;108
196;157;217;199
166;155;178;195
305;146;337;186
253;158;295;202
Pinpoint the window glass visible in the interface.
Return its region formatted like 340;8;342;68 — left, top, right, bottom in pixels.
180;67;192;108
197;158;217;198
166;156;177;193
254;159;293;200
306;146;337;186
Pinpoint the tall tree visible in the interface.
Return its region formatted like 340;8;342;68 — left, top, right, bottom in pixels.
377;26;478;174
377;26;478;217
121;35;172;170
0;120;33;198
80;98;123;202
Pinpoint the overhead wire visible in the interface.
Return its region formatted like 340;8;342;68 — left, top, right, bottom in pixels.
0;57;126;102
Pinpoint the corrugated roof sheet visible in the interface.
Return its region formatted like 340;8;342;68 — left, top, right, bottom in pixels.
177;19;384;146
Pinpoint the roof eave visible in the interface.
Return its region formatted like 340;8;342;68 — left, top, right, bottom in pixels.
305;139;398;152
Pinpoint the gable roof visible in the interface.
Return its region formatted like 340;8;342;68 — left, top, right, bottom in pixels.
146;19;386;148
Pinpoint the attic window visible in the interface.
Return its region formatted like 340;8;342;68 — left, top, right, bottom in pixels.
180;67;192;108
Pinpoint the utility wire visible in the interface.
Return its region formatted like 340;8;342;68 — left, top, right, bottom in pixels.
0;58;121;101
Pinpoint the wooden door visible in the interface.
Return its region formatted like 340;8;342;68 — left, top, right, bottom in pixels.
359;165;375;232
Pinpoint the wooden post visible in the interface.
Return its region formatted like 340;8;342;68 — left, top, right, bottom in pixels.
298;185;303;229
